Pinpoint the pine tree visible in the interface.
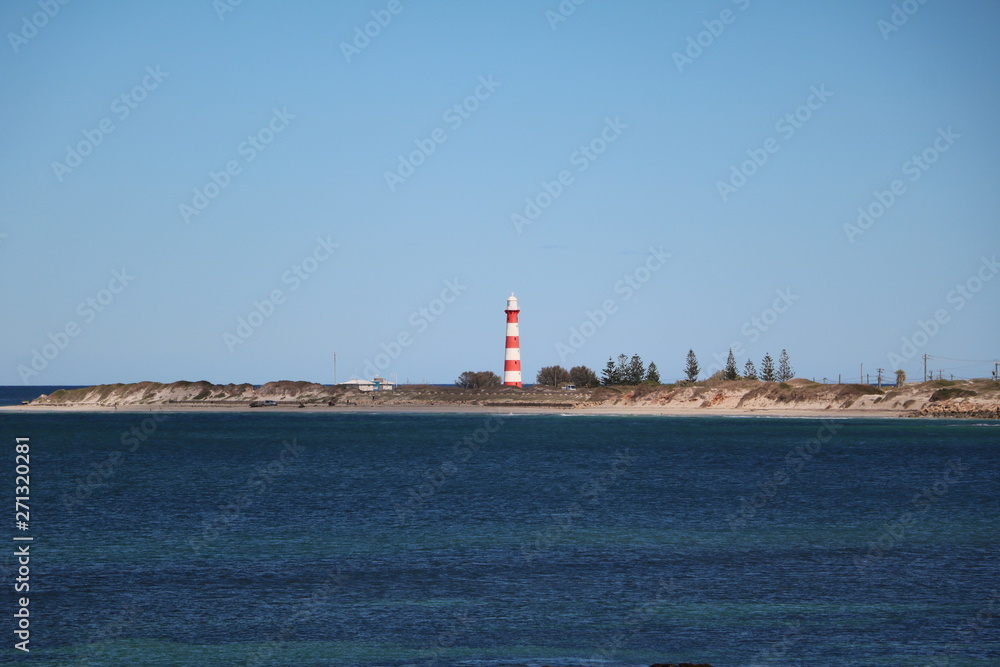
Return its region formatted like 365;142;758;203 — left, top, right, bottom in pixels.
626;354;645;384
743;359;757;380
778;349;793;382
615;354;629;383
760;353;776;382
645;362;660;384
684;350;699;382
601;357;618;386
724;349;739;381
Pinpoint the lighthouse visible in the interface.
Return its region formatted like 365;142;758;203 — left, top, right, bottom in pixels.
503;293;522;387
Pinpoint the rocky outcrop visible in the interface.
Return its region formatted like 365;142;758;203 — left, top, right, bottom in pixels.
915;399;1000;419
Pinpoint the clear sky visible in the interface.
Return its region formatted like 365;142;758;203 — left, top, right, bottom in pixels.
2;0;998;386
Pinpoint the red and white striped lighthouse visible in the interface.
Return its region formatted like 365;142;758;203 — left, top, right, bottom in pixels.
503;293;522;387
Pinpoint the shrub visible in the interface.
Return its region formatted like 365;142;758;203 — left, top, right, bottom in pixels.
929;388;977;402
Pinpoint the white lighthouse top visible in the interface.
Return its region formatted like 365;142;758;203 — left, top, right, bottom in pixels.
506;293;518;310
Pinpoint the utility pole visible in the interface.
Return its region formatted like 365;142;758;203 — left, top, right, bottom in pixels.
333;353;337;385
860;363;863;385
923;354;928;382
994;360;998;382
876;368;883;388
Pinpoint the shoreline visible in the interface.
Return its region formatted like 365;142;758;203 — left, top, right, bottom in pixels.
8;378;996;419
0;402;912;418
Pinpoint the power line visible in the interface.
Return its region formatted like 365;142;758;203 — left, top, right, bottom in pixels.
925;355;997;364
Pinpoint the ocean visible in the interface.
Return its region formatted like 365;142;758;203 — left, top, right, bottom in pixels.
1;404;997;666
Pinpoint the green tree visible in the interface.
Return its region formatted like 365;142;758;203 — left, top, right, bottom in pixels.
625;354;645;384
615;354;629;383
743;359;757;380
760;353;776;382
570;365;599;388
724;349;739;381
778;349;794;382
895;369;906;387
455;371;502;389
644;361;660;383
536;365;571;386
601;357;619;386
684;350;700;382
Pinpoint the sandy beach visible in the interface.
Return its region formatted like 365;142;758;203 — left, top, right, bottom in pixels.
0;402;909;419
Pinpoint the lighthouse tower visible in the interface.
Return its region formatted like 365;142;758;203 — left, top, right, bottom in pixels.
503;293;522;387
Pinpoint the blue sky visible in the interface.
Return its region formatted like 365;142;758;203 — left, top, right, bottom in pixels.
2;0;998;386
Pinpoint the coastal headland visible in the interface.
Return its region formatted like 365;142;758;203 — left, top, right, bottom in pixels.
7;378;999;418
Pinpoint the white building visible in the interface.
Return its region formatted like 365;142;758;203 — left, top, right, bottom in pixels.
338;377;395;392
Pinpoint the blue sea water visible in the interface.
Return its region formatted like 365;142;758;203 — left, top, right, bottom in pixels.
1;407;997;666
0;386;84;407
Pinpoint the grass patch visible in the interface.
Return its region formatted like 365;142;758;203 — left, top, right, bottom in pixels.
929;387;977;402
841;384;884;396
